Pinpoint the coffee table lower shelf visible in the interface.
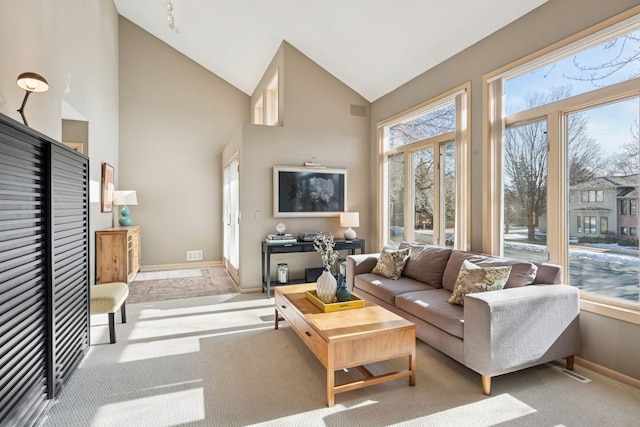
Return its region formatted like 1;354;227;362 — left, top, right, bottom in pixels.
274;284;416;407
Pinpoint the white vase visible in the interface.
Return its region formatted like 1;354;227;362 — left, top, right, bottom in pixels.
316;269;337;304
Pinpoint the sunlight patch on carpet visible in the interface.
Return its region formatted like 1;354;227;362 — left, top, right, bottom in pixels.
119;336;202;362
135;298;272;320
93;388;205;426
417;393;536;426
119;324;274;363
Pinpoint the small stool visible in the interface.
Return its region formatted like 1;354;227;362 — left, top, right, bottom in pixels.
90;282;129;344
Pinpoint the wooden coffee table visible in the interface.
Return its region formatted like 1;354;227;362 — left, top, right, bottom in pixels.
275;283;416;407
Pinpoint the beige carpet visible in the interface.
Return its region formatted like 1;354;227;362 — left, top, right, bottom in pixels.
41;293;640;426
126;266;238;303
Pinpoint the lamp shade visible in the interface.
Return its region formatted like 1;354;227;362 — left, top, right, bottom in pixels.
340;212;359;228
17;72;49;92
113;190;138;206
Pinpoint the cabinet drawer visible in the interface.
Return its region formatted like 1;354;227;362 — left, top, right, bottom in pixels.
275;293;327;366
275;293;295;323
268;244;302;253
294;317;327;367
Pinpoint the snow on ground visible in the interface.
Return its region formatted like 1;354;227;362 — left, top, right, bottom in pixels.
504;240;639;266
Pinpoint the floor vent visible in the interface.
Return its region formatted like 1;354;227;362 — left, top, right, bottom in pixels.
187;250;203;261
559;369;591;383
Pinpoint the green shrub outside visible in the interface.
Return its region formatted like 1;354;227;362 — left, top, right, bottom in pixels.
577;236;639;247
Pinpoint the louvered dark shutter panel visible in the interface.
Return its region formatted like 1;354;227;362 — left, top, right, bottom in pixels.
0;122;48;426
49;144;89;396
1;114;89;426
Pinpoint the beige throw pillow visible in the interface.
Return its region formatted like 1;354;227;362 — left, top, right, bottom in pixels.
372;247;411;280
448;260;512;305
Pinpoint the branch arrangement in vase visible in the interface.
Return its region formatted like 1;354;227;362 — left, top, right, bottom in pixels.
313;232;338;271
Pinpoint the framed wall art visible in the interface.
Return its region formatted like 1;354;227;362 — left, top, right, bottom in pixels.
101;162;114;213
273;165;347;217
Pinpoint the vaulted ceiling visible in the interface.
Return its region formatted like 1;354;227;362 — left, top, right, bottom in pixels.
114;0;547;102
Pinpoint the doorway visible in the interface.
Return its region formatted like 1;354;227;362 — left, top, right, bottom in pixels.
223;155;240;285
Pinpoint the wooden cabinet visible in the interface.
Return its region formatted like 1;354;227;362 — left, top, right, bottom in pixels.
96;225;141;284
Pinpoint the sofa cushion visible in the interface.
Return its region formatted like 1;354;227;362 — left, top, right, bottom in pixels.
448;260;511;305
399;243;451;288
441;250;538;292
371;247;411;280
354;273;435;305
395;289;464;339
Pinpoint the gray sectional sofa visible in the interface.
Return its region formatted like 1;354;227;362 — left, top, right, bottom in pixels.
346;243;580;395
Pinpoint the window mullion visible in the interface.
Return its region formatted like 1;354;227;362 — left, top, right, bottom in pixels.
484;78;504;255
432;144;441;246
454;91;469;251
546;111;566;272
405;150;413;243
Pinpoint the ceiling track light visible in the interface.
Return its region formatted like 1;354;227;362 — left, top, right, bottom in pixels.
166;1;178;32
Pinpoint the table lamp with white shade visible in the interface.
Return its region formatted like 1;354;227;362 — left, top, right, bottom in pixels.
113;190;138;226
340;212;359;240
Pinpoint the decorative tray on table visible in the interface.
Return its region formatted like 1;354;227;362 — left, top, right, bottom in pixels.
304;290;365;312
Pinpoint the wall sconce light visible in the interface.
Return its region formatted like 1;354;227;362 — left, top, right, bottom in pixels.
340;212;360;240
16;72;49;126
113;190;138;226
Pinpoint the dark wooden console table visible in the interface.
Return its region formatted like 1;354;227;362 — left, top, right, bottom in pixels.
261;239;365;298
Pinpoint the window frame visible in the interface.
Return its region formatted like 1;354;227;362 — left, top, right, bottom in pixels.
253;95;264;125
265;71;279;126
377;83;470;251
253;70;279;126
483;7;640;324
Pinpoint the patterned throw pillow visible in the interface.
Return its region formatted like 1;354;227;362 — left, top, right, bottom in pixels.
372;247;411;280
448;260;512;305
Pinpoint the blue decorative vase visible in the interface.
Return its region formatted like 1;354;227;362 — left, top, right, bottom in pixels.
335;274;351;302
119;205;132;226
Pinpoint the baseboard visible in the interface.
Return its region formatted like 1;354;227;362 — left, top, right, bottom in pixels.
239;287;262;294
576;356;640;390
140;261;222;271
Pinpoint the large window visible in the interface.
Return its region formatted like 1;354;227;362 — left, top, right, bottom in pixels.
379;84;469;249
485;11;640;318
584;216;597;234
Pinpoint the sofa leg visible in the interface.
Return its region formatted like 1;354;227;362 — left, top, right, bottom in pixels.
481;375;491;395
566;355;575;370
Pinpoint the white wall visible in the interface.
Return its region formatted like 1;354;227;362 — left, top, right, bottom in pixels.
0;0;120;284
230;42;371;290
118;17;250;266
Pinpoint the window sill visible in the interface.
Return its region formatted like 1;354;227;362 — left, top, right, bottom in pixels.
580;298;640;325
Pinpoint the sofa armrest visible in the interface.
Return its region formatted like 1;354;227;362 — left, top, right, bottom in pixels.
346;253;380;289
463;285;580;377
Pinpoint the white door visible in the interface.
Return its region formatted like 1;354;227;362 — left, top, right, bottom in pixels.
223;156;240;284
